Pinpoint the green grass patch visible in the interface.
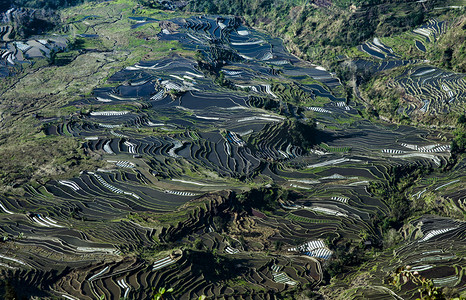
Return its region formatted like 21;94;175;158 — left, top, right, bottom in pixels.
285;213;334;224
320;143;351;152
38;186;54;198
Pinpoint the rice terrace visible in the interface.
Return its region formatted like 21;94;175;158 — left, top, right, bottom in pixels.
0;0;465;299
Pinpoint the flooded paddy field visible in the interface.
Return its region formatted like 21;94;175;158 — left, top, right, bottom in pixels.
35;13;462;292
0;1;464;299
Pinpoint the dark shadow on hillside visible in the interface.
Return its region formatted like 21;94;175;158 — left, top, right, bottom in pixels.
185;250;250;282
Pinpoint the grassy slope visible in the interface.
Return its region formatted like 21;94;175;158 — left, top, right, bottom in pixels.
428;15;466;73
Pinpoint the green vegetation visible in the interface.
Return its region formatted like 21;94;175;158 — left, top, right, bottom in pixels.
0;0;465;299
235;185;298;213
286;213;334;223
0;0;188;189
0;1;12;11
185;250;239;282
388;266;447;300
360;73;405;122
11;0;85;9
185;0;430;67
319;143;351;153
152;287;173;300
370;164;431;225
0;280;21;300
183;0;465;127
0;133;103;189
452;114;466;154
325;240;365;279
428;16;466;73
248;119;319;154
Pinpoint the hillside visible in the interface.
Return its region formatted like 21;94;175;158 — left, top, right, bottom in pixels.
185;0;466;124
0;0;464;299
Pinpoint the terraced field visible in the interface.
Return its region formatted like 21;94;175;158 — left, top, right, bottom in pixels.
392;66;466;115
355;18;466;120
0;34;68;77
0;1;465;299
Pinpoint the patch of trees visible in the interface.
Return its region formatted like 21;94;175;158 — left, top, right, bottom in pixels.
329;3;426;48
428;16;466;73
156;193;234;244
324;239;365;280
0;280;23;300
3;0;94;39
286;119;319;150
208;43;243;66
389;266;453;300
0;1;12;12
369;164;431;228
235;186;280;213
185;0;405;15
333;0;381;7
185;250;242;282
247;96;299;117
248;96;280;111
358;72;407;122
235;185;300;213
214;70;234;88
185;0;248;16
1;7;57;38
137;0;165;9
195;46;242;89
248;119;319;154
11;0;86;10
17;13;55;37
451;114;466;154
0;277;51;300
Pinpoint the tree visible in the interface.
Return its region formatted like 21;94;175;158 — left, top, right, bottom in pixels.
452;114;466;154
0;0;12;11
389;266;447;300
4;281;18;300
152;287;174;300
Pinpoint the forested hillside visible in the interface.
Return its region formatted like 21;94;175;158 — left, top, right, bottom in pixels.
3;0;85;10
